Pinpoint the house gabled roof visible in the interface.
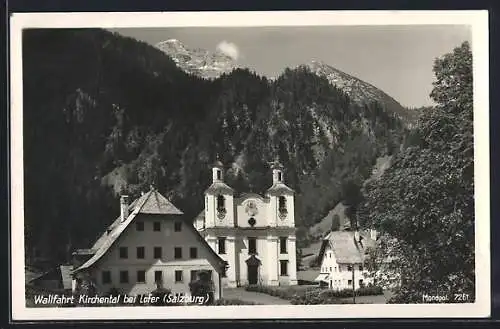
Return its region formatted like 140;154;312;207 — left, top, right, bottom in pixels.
73;188;181;273
317;231;376;264
73;188;226;275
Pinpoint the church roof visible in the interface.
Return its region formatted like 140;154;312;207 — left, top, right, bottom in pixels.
266;182;295;195
205;181;234;195
73;189;226;275
213;160;224;168
318;231;376;264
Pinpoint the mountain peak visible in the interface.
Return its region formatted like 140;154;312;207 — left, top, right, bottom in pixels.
298;60;414;124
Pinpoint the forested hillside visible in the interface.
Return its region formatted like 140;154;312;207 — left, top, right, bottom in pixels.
23;29;408;263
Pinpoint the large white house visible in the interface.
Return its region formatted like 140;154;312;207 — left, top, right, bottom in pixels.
71;187;227;301
194;160;298;287
315;230;377;290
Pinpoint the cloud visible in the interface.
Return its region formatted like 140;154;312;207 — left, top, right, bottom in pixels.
216;41;240;60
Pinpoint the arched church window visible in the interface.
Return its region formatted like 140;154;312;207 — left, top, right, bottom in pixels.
279;196;287;213
216;170;221;180
217;195;226;220
217;195;225;210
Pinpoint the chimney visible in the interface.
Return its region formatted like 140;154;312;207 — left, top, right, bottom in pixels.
370;229;377;241
120;195;129;222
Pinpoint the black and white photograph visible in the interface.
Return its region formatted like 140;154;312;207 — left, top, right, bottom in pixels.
10;11;490;320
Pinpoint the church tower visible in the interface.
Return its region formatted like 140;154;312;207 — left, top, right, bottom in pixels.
204;159;238;287
204;160;235;228
265;160;295;228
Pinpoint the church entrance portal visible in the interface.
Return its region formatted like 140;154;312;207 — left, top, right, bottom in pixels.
247;264;258;285
245;255;261;285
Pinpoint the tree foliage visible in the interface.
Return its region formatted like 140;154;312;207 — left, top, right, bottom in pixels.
361;41;474;303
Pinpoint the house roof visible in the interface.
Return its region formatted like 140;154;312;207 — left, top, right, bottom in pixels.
318;231;376;264
73;188;226;274
265;182;294;195
205;181;234;195
59;265;73;290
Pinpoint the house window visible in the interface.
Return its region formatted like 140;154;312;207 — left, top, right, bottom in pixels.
102;271;111;284
217;195;225;210
153;222;161;231
136;221;144;231
359;279;364;287
120;271;129;284
218;237;226;254
280;260;288;276
330;267;332;272
174;247;182;259
347;265;353;271
154;270;163;284
190;270;198;282
278;196;287;212
174;221;182;232
359;265;363;271
190;247;198;259
348;279;353;286
280;237;287;254
248;237;257;254
119;247;128;259
137;246;145;259
175;270;183;282
137;270;146;283
154;247;162;259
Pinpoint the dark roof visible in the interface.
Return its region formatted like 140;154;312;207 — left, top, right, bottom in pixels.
318;231;376;264
213;160;224;168
265;182;294;195
138;188;183;215
205;181;234;195
73;189;225;274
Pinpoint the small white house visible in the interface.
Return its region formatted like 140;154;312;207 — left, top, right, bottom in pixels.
315;230;377;291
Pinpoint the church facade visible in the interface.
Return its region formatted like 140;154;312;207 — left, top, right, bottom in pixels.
194;161;298;288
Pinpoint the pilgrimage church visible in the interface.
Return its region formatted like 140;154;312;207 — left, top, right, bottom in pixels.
194;160;298;288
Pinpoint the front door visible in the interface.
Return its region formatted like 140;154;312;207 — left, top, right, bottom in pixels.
247;264;258;285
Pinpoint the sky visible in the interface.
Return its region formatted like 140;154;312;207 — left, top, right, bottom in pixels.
110;25;471;108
